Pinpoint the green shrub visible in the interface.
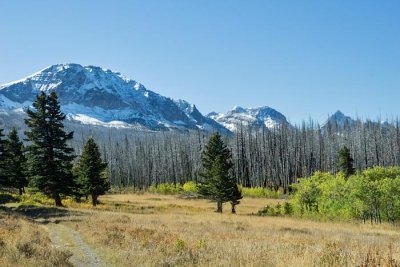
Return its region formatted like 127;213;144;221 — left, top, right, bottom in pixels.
257;204;282;216
19;193;53;206
182;181;198;193
148;184;157;194
239;186;283;198
288;167;400;223
291;172;330;215
148;183;183;194
281;202;293;215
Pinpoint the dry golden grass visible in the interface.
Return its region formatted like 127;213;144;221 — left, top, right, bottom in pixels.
0;211;72;267
62;194;400;267
99;193;284;215
2;194;400;266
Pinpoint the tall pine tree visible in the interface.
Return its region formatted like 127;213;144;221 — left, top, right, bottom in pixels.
198;132;238;213
25;92;75;206
74;138;109;206
5;128;28;195
337;146;355;178
0;128;7;188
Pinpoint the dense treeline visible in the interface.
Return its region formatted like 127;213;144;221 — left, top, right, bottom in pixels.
0;92;109;206
70;118;400;191
2;93;400;193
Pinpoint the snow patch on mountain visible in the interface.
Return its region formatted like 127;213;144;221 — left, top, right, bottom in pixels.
66;114;137;129
208;106;289;131
0;63;228;132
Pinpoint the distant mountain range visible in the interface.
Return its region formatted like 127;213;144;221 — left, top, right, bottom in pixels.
207;106;289;131
0;63;389;133
0;64;226;132
322;110;355;128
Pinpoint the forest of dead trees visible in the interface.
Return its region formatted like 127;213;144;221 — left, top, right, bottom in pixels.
67;118;400;192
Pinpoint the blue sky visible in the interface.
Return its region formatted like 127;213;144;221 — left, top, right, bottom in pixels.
0;1;399;124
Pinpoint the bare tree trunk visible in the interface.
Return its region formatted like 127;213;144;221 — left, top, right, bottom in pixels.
91;194;98;207
54;194;63;207
231;203;236;214
217;201;223;213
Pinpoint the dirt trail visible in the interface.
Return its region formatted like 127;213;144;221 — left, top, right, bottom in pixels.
39;220;101;267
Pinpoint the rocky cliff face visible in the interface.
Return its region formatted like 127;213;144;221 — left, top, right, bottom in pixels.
0;63;228;132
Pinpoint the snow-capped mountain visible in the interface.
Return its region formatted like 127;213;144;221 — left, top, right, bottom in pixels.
207;106;289;131
0;63;228;132
323;110;355;129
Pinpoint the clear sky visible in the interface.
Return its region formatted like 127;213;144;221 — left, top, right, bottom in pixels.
0;0;399;124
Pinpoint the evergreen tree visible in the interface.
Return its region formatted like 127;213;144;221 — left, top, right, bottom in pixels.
198;132;235;213
229;183;243;214
75;138;109;206
25;92;75;206
0;128;8;187
337;146;355;178
5;128;28;195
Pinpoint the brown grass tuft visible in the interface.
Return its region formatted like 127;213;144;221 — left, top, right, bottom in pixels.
360;246;400;267
0;212;72;267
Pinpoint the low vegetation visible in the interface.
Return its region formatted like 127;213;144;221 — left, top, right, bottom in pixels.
287;167;400;223
1;192;400;266
66;194;400;266
0;210;72;267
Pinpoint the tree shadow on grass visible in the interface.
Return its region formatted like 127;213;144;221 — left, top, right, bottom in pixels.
0;194;20;204
0;205;85;224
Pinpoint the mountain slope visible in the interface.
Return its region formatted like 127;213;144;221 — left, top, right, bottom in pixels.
323;110;355;129
323;110;392;130
0;64;228;132
207;106;289;131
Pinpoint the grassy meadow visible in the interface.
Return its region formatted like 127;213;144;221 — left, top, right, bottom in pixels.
1;193;400;267
0;210;72;266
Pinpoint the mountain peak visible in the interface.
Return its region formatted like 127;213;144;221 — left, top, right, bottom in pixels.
0;64;228;132
208;105;288;131
232;105;245;113
333;110;345;117
330;110;351;119
324;110;354;128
